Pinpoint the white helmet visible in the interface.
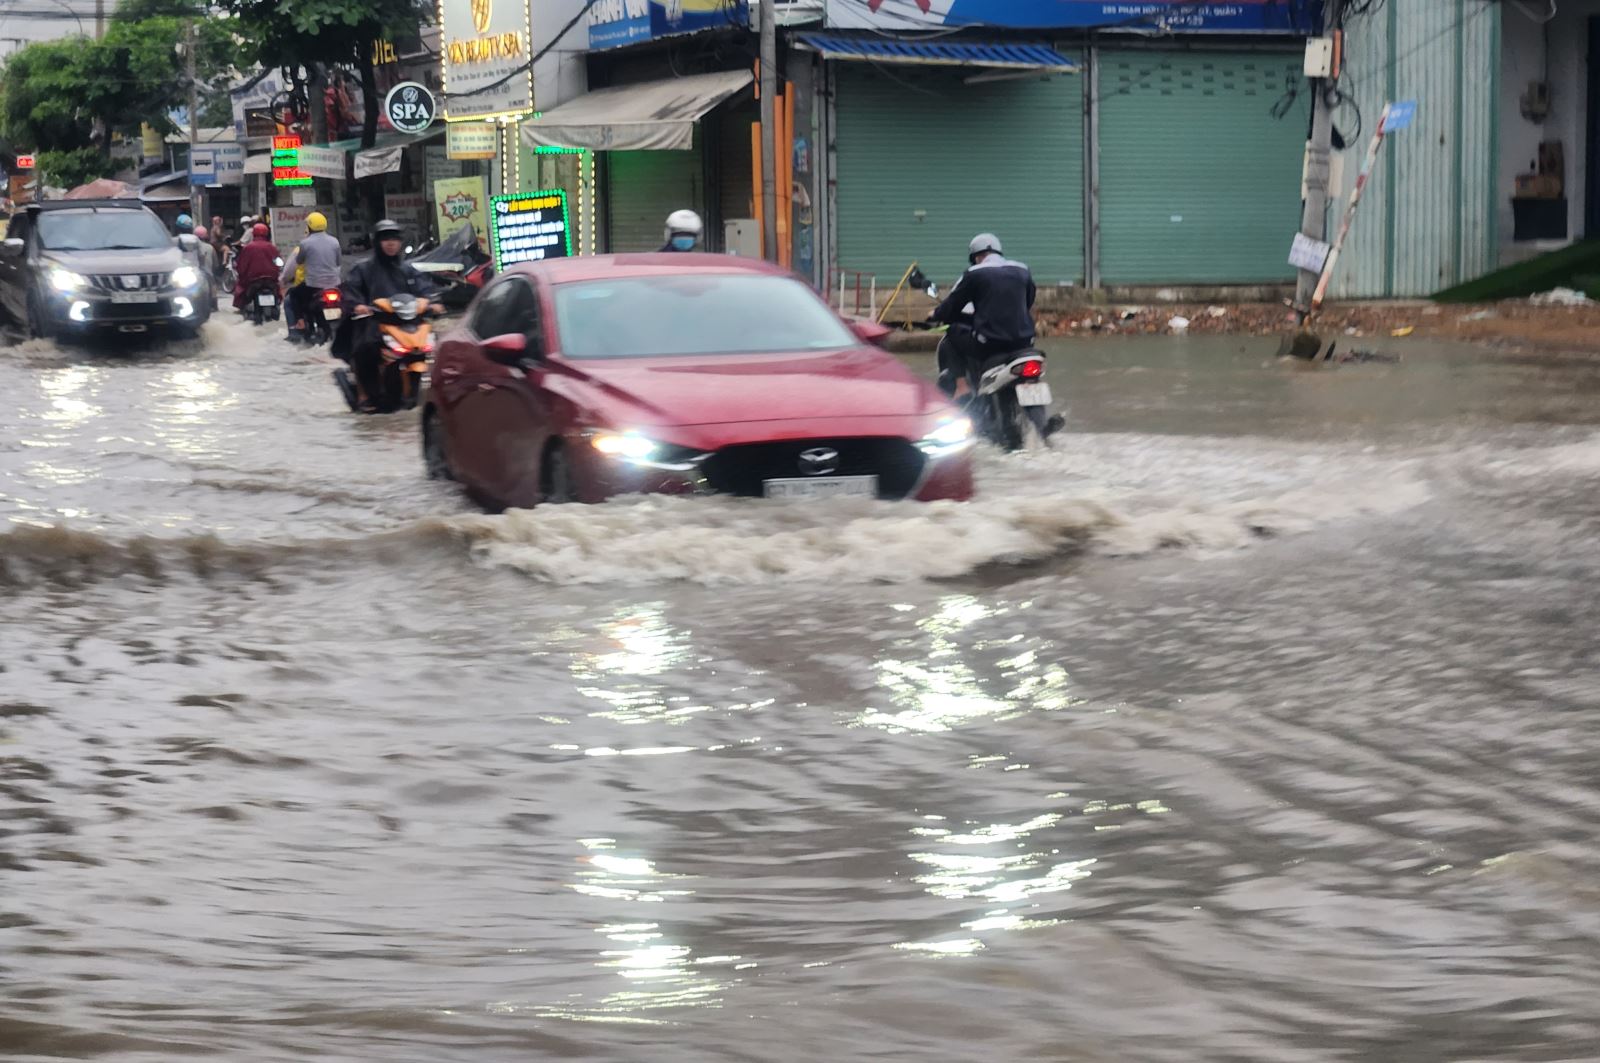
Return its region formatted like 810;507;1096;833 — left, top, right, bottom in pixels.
968;233;1003;262
664;209;704;243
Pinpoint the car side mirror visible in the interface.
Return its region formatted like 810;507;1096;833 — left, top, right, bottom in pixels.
483;332;532;365
849;318;893;348
177;234;199;251
0;238;23;258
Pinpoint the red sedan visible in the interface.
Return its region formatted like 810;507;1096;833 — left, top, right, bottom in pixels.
421;255;975;510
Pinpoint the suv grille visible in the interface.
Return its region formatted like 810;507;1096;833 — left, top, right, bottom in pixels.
87;272;169;293
702;438;927;500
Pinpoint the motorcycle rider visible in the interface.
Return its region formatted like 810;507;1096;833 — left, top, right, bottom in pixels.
192;225;219;312
174;213;194;236
659;209;704;252
928;233;1061;440
278;211;342;341
232;222;281;310
337;219;436;410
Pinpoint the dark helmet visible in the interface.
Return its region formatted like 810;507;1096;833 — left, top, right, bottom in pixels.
373;219;403;240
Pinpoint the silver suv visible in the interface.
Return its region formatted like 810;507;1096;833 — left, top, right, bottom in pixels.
0;200;210;340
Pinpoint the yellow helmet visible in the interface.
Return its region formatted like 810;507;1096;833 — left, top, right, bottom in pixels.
305;211;328;233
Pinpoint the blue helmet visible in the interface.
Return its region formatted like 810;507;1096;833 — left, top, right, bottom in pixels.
175;213;194;232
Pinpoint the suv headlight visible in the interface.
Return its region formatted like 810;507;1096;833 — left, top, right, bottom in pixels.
917;417;974;457
49;268;86;293
171;265;199;288
591;432;658;461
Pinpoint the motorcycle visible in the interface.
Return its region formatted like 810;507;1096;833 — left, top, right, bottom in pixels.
299;286;343;346
409;224;493;310
241;277;281;325
332;293;436;414
965;349;1058;452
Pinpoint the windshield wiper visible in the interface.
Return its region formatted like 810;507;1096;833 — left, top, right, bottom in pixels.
96;243;156;250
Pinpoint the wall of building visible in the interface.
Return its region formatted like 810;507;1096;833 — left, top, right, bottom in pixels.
1497;0;1594;255
1332;0;1501;298
534;0;592;112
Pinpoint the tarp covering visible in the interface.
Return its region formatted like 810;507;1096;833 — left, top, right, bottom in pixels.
521;69;753;152
64;178;136;199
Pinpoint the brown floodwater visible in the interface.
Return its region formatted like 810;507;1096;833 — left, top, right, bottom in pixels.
3;320;1600;1060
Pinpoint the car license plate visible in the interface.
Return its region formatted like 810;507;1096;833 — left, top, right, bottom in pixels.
108;292;157;304
257;293;276;307
1016;382;1052;406
763;475;878;500
323;307;342;320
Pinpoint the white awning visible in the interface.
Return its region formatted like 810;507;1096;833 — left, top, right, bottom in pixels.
242;152;272;175
521;69;754;152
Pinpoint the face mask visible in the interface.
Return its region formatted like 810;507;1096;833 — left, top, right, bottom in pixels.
670;235;696;252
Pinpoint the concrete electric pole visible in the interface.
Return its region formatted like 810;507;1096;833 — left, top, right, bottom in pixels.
186;21;200;224
759;0;778;263
1293;0;1345;322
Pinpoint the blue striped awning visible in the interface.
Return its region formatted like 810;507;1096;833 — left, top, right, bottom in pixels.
796;33;1078;73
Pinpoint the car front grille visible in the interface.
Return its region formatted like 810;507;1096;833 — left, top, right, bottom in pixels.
702;438;927;500
86;272;169;293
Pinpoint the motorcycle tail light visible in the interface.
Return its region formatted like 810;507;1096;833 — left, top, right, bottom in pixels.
320;289;340;304
1015;360;1045;379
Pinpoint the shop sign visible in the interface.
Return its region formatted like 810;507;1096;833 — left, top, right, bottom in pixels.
441;0;533;120
425;145;463;184
384;81;437;134
272;135;312;187
213;145;246;186
823;0;1315;33
270;204;335;239
190;147;217;186
434;175;490;251
14;154;33;169
296;145;347;181
589;0;750;50
354;146;404;180
447;122;498;160
231;71;287;138
385;193;429;238
488;189;571;270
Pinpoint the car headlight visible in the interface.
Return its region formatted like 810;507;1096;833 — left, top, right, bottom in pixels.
591;432;658;461
170;265;198;288
918;417;974;456
49;268;86;293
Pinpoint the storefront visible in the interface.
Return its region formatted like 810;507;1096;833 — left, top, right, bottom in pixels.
815;0;1316;294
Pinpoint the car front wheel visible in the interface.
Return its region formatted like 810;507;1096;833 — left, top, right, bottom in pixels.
541;444;573;504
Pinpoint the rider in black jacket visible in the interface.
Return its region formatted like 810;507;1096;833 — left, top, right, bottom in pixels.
928;233;1037;397
336;219;436;408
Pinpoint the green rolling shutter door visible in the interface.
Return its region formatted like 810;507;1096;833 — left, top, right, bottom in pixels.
605;136;704;253
833;63;1084;289
1098;51;1307;284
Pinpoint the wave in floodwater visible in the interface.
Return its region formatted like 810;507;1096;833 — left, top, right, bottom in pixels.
0;439;1436;587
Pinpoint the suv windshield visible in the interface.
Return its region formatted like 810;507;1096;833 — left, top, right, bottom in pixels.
553;274;857;358
37;209;172;252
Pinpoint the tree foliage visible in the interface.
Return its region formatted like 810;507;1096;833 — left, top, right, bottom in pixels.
2;6;243;170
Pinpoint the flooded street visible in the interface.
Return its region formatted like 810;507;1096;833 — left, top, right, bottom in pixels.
5;318;1600;1060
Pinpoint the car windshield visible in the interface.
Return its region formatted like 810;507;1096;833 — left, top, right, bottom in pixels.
553;274;857;358
37;209;172;252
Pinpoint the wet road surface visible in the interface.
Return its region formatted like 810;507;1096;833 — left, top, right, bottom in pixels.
4;319;1600;1060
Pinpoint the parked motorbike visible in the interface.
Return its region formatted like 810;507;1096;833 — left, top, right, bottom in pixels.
409;224;493;310
241;278;281;325
332;293;436;414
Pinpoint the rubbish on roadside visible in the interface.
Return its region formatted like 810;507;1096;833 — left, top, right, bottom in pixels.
1423;305;1442;315
1390;325;1415;337
1206;305;1227;318
1344;327;1360;335
1530;287;1593;306
1168;315;1190;332
1119;308;1139;321
1339;348;1402;364
1460;309;1496;322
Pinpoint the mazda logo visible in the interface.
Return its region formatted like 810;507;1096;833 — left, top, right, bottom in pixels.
798;447;840;477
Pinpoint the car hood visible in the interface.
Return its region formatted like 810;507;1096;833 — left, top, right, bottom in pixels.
557;345;948;427
44;246;186;274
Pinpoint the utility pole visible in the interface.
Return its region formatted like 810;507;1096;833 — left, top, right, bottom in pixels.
186;21;200;224
94;0;104;39
1293;0;1345;322
759;0;778;263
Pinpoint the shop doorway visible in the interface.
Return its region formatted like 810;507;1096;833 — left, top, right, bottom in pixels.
1586;15;1600;236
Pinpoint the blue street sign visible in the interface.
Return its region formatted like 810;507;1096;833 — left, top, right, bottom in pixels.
1384;100;1417;132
